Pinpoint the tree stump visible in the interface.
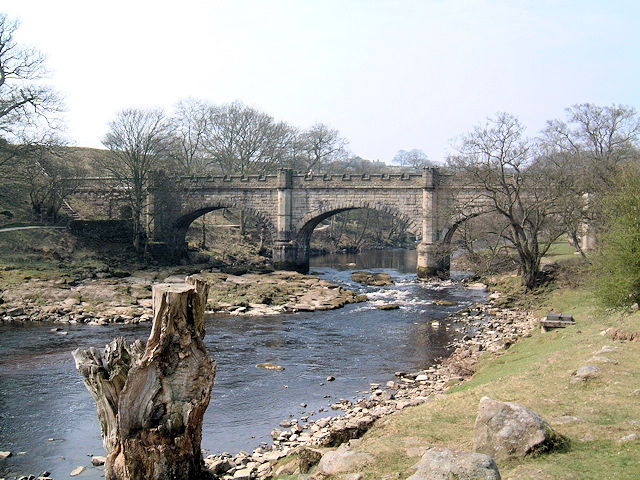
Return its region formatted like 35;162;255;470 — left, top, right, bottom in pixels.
73;277;216;480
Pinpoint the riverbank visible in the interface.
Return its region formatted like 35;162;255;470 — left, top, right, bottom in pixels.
0;259;481;480
202;289;539;479
208;266;640;479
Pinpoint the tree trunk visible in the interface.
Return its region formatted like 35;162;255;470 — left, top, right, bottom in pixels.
73;277;216;480
200;215;207;250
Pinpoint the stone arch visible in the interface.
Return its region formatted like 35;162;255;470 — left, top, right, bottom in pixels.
440;208;492;247
295;201;420;246
173;201;276;237
167;201;277;254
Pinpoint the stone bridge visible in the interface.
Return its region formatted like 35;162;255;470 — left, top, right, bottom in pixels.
70;168;490;278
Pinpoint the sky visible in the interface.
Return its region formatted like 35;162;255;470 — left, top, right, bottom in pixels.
4;0;640;164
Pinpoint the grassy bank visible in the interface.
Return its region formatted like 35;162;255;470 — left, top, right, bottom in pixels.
275;261;640;479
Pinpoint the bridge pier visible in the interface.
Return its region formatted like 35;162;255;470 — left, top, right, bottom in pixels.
417;168;450;279
272;169;310;272
272;240;308;273
417;242;450;279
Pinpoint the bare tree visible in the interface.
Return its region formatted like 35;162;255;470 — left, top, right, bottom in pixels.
203;101;296;175
542;103;640;192
168;98;211;175
100;108;173;253
392;149;432;169
295;123;347;173
449;113;566;290
0;13;63;169
540;103;640;254
20;145;82;222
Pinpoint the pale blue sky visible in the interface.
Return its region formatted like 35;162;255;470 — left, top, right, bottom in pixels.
4;0;639;163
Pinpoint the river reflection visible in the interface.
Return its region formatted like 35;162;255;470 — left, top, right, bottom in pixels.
0;249;484;479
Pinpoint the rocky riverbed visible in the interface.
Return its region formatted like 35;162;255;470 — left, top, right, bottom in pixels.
0;264;535;480
202;294;538;479
0;269;364;324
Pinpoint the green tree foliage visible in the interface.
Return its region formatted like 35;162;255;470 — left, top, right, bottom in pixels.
591;166;640;307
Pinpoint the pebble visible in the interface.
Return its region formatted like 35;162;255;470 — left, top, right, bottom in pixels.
70;466;85;476
0;451;11;460
619;433;638;443
326;376;335;381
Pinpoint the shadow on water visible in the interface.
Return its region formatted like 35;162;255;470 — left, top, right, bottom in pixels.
0;249;485;478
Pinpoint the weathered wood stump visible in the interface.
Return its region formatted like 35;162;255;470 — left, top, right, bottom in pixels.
73;277;216;480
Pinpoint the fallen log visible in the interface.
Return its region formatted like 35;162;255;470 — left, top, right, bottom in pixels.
73;276;216;480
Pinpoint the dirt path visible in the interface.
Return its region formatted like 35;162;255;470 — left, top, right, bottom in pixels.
0;225;66;233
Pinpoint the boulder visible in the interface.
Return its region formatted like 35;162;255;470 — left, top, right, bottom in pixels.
571;365;599;383
407;447;501;480
474;397;566;461
256;362;285;371
378;303;400;310
233;467;252;480
275;461;298;476
298;447;323;473
320;415;376;447
317;445;374;475
434;299;458;306
351;271;394;286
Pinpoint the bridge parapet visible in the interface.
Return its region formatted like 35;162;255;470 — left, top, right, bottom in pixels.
174;171;428;190
179;174;279;189
289;172;425;188
70;177;129;192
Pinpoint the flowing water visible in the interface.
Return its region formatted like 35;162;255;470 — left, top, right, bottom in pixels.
0;249;485;479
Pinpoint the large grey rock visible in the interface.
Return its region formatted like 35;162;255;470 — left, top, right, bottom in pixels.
474;397;566;461
407;447;501;480
317;444;374;475
571;365;599;383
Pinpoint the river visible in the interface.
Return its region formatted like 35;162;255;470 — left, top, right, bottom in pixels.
0;249;485;479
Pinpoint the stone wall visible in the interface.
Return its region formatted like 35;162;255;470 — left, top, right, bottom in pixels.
68;220;133;242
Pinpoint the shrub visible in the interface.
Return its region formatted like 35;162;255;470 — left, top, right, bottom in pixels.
591;166;640;307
